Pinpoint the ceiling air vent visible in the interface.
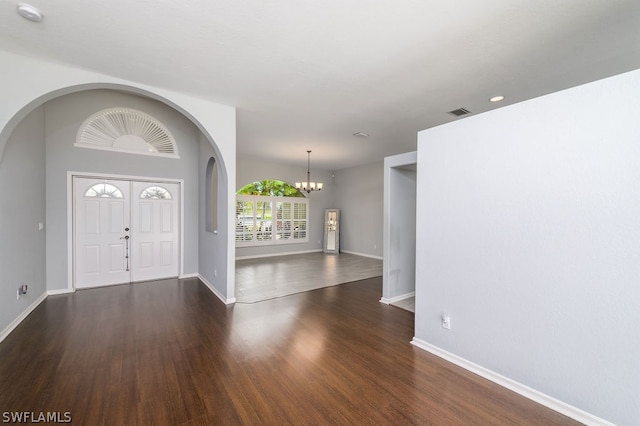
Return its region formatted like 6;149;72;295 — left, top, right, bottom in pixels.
447;107;471;117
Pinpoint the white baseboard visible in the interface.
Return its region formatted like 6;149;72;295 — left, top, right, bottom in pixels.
179;273;199;279
198;274;235;305
47;288;75;295
410;338;614;426
0;291;48;344
380;291;415;305
340;250;383;260
236;249;322;260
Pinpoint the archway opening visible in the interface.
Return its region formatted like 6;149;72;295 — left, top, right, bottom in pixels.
0;84;234;303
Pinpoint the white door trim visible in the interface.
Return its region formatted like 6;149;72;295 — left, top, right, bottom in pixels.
67;171;185;290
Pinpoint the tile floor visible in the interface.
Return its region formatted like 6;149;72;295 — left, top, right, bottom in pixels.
391;296;415;313
235;251;382;303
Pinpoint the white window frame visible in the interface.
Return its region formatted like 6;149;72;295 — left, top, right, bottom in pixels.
236;195;309;247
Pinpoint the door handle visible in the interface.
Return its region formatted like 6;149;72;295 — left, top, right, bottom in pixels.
121;228;130;271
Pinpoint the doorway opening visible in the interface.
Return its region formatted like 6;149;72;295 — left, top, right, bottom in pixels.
382;152;417;313
72;174;182;289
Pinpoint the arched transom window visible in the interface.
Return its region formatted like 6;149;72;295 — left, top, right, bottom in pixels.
140;186;172;199
76;108;179;158
84;183;124;198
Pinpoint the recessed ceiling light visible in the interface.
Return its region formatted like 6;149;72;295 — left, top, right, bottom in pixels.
489;95;505;103
17;3;43;22
353;132;369;138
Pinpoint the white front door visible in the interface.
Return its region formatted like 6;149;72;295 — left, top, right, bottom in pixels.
74;178;131;288
130;181;180;282
74;177;180;289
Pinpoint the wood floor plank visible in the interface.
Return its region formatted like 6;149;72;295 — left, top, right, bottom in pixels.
0;277;579;425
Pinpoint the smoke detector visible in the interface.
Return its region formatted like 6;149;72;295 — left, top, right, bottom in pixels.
17;3;43;22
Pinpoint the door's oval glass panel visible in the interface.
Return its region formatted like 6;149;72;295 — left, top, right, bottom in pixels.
84;183;124;198
140;186;172;200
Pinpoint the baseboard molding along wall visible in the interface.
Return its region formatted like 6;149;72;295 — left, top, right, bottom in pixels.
179;273;199;279
198;274;236;305
410;338;614;426
380;291;415;305
340;250;383;260
0;291;48;344
47;288;76;295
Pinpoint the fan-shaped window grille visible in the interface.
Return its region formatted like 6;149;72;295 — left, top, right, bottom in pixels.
76;108;179;158
84;183;124;198
140;186;172;199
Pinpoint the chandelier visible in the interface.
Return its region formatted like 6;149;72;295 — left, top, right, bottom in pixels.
295;150;323;193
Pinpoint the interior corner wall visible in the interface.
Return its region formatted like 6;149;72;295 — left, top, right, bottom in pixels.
415;69;640;425
198;135;229;296
235;154;334;258
385;167;416;299
44;90;201;291
334;161;383;258
0;106;46;336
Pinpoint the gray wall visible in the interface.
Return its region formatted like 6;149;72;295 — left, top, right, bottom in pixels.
198;135;230;297
44;90;201;290
0;106;46;335
415;69;640;425
236;154;334;258
334;161;383;258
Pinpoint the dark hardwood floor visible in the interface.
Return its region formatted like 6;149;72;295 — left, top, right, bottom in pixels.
0;277;578;425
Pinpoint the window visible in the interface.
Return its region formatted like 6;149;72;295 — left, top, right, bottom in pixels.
235;195;309;246
236;180;308;247
205;157;218;232
84;183;124;198
293;202;307;239
235;199;255;242
276;201;292;240
76;108;179;158
140;185;172;199
237;180;305;197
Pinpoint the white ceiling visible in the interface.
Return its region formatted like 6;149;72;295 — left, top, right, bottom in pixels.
1;1;640;170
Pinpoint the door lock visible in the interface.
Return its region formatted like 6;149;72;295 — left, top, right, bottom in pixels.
122;227;130;271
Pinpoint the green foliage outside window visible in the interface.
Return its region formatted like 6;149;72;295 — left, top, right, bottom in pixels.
237;180;304;197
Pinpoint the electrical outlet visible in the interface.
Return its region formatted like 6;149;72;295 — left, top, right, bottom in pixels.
442;314;451;330
17;284;28;299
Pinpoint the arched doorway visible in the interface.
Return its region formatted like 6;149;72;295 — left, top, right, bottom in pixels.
0;83;235;306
